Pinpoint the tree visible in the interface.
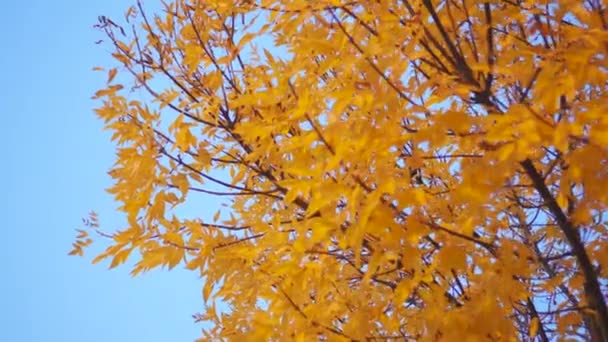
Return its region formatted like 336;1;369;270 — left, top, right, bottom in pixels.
71;0;608;340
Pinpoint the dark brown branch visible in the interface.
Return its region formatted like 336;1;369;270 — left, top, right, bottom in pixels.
483;2;495;93
212;233;264;250
526;298;550;342
521;159;608;341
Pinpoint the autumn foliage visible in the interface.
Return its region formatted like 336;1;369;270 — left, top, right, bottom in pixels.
71;0;608;340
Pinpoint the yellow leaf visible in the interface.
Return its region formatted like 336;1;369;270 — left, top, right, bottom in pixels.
92;84;123;99
171;173;189;196
203;280;214;302
236;32;256;51
529;317;539;338
75;229;88;239
107;68;118;84
68;245;83;256
110;248;132;269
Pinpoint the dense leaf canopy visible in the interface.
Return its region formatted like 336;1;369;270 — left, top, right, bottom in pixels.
72;0;608;340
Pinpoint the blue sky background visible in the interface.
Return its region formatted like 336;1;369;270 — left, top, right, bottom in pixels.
2;1;206;341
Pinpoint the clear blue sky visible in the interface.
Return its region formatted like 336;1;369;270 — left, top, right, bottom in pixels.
2;1;206;341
